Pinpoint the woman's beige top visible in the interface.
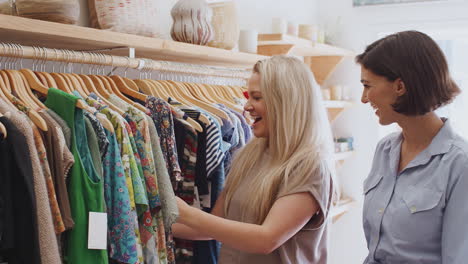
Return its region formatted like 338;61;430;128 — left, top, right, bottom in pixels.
219;154;332;264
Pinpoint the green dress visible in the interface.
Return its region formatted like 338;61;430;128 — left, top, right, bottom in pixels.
45;88;108;264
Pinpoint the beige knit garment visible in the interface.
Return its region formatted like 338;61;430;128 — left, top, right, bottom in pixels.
0;100;62;264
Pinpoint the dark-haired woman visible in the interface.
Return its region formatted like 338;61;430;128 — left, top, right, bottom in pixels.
358;30;468;263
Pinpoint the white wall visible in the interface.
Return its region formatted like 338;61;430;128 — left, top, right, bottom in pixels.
318;1;468;264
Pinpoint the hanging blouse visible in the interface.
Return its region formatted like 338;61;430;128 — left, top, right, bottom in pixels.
38;110;75;230
109;95;172;264
85;95;148;263
9;96;66;234
146;96;182;188
45;88;108;264
102;128;140;264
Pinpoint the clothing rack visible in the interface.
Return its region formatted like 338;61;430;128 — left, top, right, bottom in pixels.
0;43;252;81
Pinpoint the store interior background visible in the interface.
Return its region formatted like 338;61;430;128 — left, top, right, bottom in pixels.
70;0;468;263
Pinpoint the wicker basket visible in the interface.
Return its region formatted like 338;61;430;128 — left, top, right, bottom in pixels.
207;1;239;50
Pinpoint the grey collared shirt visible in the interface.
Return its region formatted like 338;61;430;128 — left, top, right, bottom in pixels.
363;119;468;264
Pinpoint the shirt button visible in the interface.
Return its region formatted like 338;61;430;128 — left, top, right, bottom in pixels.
378;208;383;214
410;206;417;213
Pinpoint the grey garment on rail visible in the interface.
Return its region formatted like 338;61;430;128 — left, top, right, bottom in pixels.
146;114;179;228
363;118;468;264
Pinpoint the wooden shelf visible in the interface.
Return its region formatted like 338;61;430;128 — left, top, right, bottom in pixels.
331;198;356;223
324;100;352;122
0;14;267;68
258;34;354;57
257;34;354;85
334;151;354;161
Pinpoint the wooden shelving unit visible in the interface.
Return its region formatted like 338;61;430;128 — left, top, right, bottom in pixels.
324;100;353;122
0;14;266;68
334;151;354;161
331;198;356;223
257;34;354;85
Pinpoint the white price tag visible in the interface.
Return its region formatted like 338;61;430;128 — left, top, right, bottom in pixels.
88;212;107;250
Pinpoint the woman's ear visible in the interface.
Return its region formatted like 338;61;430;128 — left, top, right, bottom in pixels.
395;78;406;97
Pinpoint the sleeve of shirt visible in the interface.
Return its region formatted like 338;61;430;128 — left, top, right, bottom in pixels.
276;167;332;229
442;162;468;263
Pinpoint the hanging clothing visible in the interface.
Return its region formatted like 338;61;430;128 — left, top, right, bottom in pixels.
0;114;41;264
45;88;108;264
38;110;75;230
102;129;140;264
85;95;146;263
0;100;62;264
109;94;170;264
146;96;182;189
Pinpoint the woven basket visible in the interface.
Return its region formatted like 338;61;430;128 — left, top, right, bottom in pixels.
207;1;239;50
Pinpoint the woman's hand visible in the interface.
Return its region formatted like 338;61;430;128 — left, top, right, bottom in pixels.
176;197;195;225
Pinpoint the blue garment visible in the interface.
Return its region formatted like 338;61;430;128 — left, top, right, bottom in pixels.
363;119;468;264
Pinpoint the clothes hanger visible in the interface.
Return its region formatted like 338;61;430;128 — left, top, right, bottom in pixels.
215;84;237;103
104;75;148;112
18;71;47;109
147;79;211;126
0;70;48;131
80;74;126;116
4;70;40;110
123;77;140;91
111;75;148;102
164;80;229;122
35;72;49;86
0;76;16;109
20;68;88;110
204;84;244;113
0;112;6;139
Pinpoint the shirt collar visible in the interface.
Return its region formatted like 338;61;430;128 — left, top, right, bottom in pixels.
390;117;455;173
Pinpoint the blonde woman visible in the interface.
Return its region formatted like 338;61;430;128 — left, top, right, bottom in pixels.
173;55;336;264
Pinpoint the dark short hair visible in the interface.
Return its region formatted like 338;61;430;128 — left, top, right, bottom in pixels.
356;30;460;115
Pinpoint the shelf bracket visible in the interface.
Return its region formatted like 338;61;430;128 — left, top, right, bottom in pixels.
257;44;294;56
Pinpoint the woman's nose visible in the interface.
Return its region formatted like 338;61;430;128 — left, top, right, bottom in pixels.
244;101;253;112
361;90;369;104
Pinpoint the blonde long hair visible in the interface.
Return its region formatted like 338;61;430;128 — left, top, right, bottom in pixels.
223;55;337;224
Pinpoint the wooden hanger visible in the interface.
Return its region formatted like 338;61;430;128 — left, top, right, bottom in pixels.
0;70;48;131
18;71;47;109
123;77;140;92
0;76;16;109
216;85;237;103
79;74;125;116
63;73;87;98
134;79;156;97
165;80;229;121
104;76;147;112
111;75;147;102
71;74;90;95
4;70;40;110
204;84;244;113
134;79;203;132
0;112;6;139
50;73;72;93
20;68;88;110
0;71;11;92
35;72;49;87
151;80;211;126
40;71;58;88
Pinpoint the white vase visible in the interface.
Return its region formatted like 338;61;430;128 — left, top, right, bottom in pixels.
171;0;214;46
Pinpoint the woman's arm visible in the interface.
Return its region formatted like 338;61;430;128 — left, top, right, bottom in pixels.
172;190;227;240
176;192;319;254
442;166;468;263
